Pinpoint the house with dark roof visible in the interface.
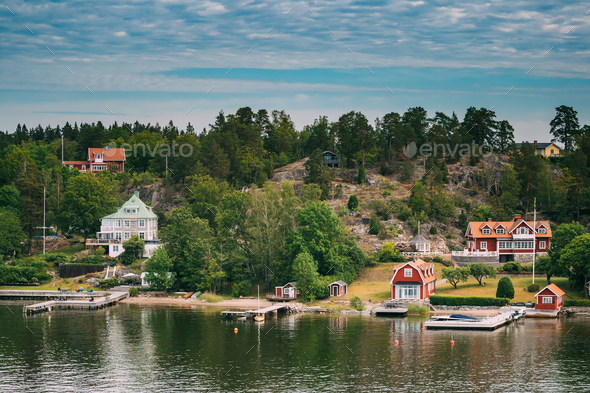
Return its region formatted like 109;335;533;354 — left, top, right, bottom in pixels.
322;151;340;168
515;141;561;158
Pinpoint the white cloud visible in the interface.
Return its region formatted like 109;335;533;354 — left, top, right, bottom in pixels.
114;31;127;37
195;1;228;16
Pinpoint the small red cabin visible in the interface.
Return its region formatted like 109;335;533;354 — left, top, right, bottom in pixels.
275;282;300;299
329;281;348;297
534;284;565;310
390;259;436;300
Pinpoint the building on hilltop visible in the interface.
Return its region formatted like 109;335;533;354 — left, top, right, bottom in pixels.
515;141;561;158
63;146;125;172
322;151;340;168
452;214;552;264
390;258;436;300
86;192;161;258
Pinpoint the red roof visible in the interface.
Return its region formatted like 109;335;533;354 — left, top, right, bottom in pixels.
88;147;125;161
392;259;436;284
536;284;565;297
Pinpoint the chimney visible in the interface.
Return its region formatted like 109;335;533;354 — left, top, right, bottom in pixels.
534;140;538;147
487;218;492;222
514;214;521;221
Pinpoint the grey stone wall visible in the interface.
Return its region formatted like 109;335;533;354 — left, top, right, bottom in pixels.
452;255;499;267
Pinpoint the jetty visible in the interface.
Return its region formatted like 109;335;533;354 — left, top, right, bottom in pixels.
23;291;129;314
222;303;289;319
425;307;526;330
1;290;106;300
371;300;410;317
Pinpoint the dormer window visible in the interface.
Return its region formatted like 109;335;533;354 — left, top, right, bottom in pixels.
517;228;528;235
482;229;491;235
496;229;504;234
538;228;546;234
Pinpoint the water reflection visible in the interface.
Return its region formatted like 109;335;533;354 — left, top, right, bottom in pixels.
2;301;590;392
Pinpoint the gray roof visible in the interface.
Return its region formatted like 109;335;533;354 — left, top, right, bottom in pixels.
409;234;430;244
330;280;347;287
103;191;157;220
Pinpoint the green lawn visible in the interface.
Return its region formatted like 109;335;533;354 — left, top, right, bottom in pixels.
436;276;585;302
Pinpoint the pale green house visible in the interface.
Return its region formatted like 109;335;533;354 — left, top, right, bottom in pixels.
88;191;161;257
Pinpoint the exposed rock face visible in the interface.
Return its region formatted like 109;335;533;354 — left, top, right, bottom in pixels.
271;158;309;182
128;183;184;211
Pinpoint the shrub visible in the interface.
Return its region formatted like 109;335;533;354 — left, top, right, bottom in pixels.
129;287;139;297
382;191;391;198
407;303;429;315
369;213;382;235
397;205;412;221
31;277;38;283
496;277;515;299
378;242;403;263
527;284;540;293
502;262;522;273
99;277;119;289
429;225;438;235
335;205;348;218
232;280;252;297
564;299;590;307
349;295;364;311
357;163;366;185
347;195;359;210
429;295;507;307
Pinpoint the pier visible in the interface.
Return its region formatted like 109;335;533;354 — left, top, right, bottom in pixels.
1;290;107;300
222;303;289;318
23;291;129;314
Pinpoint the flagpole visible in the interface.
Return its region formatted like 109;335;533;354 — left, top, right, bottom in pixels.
533;198;537;284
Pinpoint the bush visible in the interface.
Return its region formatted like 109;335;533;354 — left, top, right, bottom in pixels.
31;277;38;283
347;195;359;210
335;205;348;218
357;163;366;185
99;277;119;289
369;213;382;235
527;284;540;293
349;295;364;311
407;303;429;315
429;225;438;235
129;287;139;297
397;205;412;221
429;295;507;307
501;262;522;273
496;277;515;299
564;299;590;307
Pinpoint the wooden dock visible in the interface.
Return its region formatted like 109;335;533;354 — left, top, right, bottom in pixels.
424;308;526;330
222;303;289;318
0;290;107;300
371;307;408;316
23;291;129;314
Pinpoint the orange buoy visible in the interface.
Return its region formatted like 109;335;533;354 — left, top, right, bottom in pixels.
394;340;399;346
234;328;238;334
450;340;455;346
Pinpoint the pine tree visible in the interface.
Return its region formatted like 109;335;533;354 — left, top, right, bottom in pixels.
357;163;366;185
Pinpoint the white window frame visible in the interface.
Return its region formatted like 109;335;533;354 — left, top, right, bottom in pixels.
538;228;546;234
124;232;130;240
396;285;419;299
124;220;130;228
482;229;491;235
542;297;553;304
539;241;546;249
115;232;121;241
139;232;145;239
496;229;504;234
115;220;121;228
113;245;119;252
480;241;487;250
404;268;413;277
139;219;145;227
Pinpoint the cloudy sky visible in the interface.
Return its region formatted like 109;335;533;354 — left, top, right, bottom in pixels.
2;0;589;142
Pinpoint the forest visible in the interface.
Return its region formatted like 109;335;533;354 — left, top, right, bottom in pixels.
1;104;589;297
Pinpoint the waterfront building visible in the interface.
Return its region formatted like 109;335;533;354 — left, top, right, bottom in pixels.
329;280;348;297
534;284;565;311
63;146;125;172
274;282;300;299
87;192;161;258
390;258;436;300
454;214;552;264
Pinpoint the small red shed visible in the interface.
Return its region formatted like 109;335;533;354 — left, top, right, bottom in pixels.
390;259;436;300
534;284;565;310
329;281;348;297
275;282;300;299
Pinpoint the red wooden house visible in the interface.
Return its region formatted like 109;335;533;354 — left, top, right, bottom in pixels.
63;147;126;173
534;284;565;310
390;259;436;300
274;282;300;299
465;214;551;262
329;281;348;297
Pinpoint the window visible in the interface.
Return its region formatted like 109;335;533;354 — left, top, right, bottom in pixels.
124;220;130;228
542;297;553;304
115;220;121;228
404;268;412;277
113;245;119;252
139;232;145;239
133;209;137;214
115;232;121;241
124;232;130;240
480;241;487;250
396;285;419;299
496;229;504;234
517;228;529;235
551;149;554;154
139;219;145;227
284;287;290;295
82;165;86;170
482;229;491;235
69;165;73;169
538;228;546;234
126;209;131;214
539;241;546;249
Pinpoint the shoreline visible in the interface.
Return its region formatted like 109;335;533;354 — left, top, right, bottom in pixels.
120;296;274;309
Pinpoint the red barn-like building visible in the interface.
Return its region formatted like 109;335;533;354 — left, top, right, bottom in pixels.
465;214;551;262
329;281;348;297
63;147;125;173
390;259;436;300
534;284;565;310
275;282;300;299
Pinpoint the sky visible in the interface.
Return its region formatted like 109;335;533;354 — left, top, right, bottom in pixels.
1;0;590;142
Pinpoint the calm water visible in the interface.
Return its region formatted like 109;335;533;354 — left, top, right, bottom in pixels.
1;302;589;392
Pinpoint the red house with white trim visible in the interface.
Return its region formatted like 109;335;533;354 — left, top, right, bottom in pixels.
275;282;300;299
534;284;565;310
465;214;551;263
390;259;436;300
329;281;348;297
63;147;126;173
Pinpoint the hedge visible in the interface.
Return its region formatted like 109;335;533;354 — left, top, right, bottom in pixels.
429;295;507;307
564;299;590;307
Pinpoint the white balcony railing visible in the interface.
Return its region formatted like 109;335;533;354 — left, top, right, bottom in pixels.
512;234;534;240
451;250;499;257
100;226;114;232
401;251;443;256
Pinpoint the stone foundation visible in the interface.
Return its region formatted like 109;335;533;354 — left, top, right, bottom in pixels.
514;253;534;263
452;255;499;267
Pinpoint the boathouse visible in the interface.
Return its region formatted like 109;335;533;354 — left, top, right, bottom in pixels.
390;258;436;300
329;280;348;297
534;284;565;310
275;282;300;299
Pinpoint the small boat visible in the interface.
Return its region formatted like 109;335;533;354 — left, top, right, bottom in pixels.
254;285;265;322
430;314;483;322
